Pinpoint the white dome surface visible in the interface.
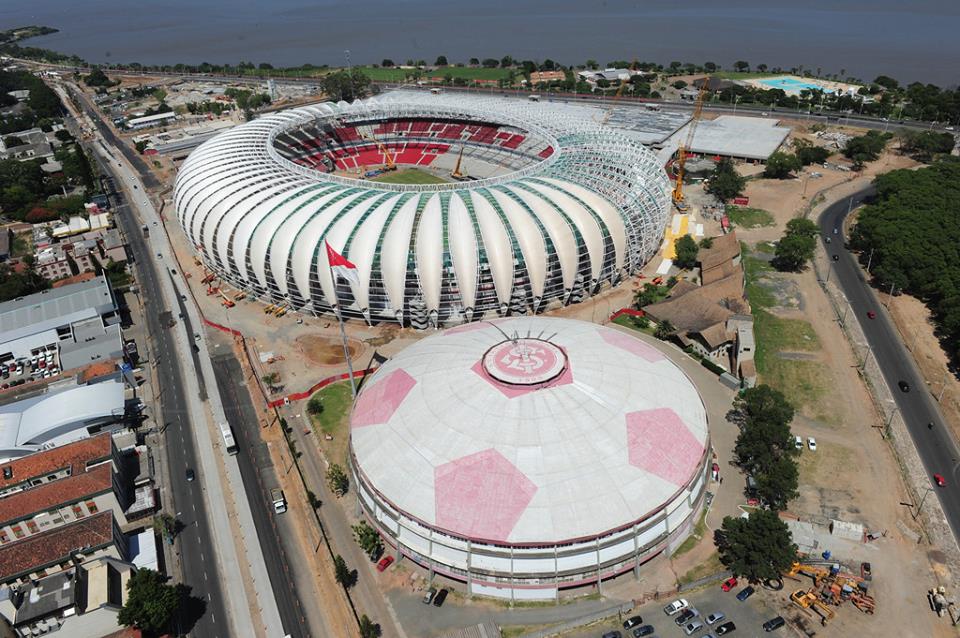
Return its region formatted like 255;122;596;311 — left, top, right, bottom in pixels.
351;317;709;544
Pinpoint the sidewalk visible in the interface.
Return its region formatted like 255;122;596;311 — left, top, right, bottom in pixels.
89;140;284;638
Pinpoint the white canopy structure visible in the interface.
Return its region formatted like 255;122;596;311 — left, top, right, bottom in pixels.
175;93;671;327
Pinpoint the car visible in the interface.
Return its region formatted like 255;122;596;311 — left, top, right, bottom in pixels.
860;561;872;580
376;556;394;572
185;468;195;481
664;599;689;615
157;253;162;258
623;616;643;630
432;588;448;607
632;626;655;637
807;437;817;451
721;577;738;591
833;228;838;235
825;236;831;243
601;632;622;638
705;612;725;625
684;620;704;635
762;616;785;631
716;621;737;635
867;311;876;319
832;254;839;261
935;473;946;487
794;435;803;450
675;608;699;626
898;380;911;392
422;587;436;604
736;586;755;601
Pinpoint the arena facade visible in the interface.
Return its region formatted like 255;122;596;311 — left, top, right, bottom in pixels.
350;317;711;600
174;92;671;328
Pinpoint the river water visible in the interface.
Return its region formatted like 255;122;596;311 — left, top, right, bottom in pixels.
3;0;957;86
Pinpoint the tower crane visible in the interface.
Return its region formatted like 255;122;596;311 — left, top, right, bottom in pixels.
672;78;708;209
450;144;467;180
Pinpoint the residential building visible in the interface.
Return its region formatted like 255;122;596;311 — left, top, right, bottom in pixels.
125;111;176;130
528;71;566;84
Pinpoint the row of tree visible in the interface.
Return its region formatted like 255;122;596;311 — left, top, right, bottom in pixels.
850;158;960;364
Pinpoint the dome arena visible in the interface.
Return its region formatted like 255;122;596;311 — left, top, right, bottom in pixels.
174;94;671;328
350;317;711;599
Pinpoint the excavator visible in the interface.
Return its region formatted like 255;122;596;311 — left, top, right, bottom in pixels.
672;79;708;210
790;589;836;625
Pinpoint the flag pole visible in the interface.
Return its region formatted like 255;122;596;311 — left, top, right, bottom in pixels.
329;262;358;399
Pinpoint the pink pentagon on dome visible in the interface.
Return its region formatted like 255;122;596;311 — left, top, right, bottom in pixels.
598;327;664;362
626;408;704;487
434;448;537;541
351;368;416;428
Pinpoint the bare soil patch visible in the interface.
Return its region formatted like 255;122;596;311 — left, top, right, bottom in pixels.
296;334;363;366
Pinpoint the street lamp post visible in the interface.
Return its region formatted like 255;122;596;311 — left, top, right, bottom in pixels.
913;486;934;521
865;247;876;273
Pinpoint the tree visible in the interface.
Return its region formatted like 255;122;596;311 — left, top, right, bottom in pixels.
468;57;480;66
672;80;687;90
755;455;800;510
844;131;890;168
654;319;675;340
674;234;699;269
434;55;448;66
732;385;796;427
333;554;357;589
734;60;750;73
704;61;718;72
772;232;815;272
381;59;395;68
306;394;324;416
326;463;349;496
500;55;513;68
321;69;371;102
633;283;665;308
84;67;113;87
763;152;802;179
793;138;831;166
359;615;382;638
352;520;385;561
134;139;149;154
899;130;955;162
262;372;280;386
481;58;499;68
705;157;746;201
118;568;181;636
0;263;49;301
873;75;899;91
715;510;797;582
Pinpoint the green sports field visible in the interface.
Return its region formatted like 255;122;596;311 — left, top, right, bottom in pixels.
369;168;449;185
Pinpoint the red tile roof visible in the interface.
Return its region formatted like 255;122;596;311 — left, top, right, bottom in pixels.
0;464;113;525
51;271;98;288
0;433;113;490
0;511;115;582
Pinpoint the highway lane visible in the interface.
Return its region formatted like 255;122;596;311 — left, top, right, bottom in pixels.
95;165;228;637
821;187;960;540
212;355;311;638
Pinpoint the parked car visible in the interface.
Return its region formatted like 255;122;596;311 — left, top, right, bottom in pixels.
762;616;785;631
601;632;622;638
632;626;654;637
422;588;436;605
684;620;704;635
716;621;737;635
432;588;448;607
736;586;755;601
675;608;699;626
721;577;738;591
185;468;195;481
664;599;689;615
794;436;803;450
807;437;817;451
832;254;839;261
623;616;643;630
705;611;726;625
376;556;394;572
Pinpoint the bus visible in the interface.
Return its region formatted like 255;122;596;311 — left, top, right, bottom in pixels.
220;422;238;455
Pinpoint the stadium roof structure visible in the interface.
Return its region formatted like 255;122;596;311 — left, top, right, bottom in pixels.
176;93;671;327
351;317;709;545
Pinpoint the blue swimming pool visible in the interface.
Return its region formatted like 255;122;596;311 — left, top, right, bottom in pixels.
757;77;825;92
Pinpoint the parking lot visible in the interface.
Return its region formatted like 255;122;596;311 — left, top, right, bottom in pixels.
567;582;782;638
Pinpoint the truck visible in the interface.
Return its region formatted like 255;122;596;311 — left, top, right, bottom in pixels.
141;224;149;237
271;488;287;514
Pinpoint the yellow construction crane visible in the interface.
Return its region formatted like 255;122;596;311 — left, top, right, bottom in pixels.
600;59;639;128
360;132;396;171
450;145;467;180
672;78;709;209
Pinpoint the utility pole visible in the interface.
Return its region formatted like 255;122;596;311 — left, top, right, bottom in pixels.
938;369;950;403
865;247;876;273
886;282;897;307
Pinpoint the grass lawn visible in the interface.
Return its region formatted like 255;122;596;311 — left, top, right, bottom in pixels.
354;66;511;82
612;313;654;334
370;168;449;185
672;509;708;557
712;71;779;80
307;382;352;436
727;205;775;229
754;240;777;254
679;551;724;585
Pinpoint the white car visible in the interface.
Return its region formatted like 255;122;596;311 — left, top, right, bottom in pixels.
794;435;803;450
664;598;690;615
807;437;817;451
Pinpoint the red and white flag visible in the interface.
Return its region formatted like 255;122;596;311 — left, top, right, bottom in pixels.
325;241;360;287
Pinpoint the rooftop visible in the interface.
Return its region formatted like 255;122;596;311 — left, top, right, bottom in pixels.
698;232;741;272
0;464;112;525
0;276;114;345
0;433;112;492
643;272;748;334
0;511;115;582
688;116;790;160
12;568;76;626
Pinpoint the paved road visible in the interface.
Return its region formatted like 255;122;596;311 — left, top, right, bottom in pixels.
94;166;228;636
821;187;960;541
212;355;311;638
